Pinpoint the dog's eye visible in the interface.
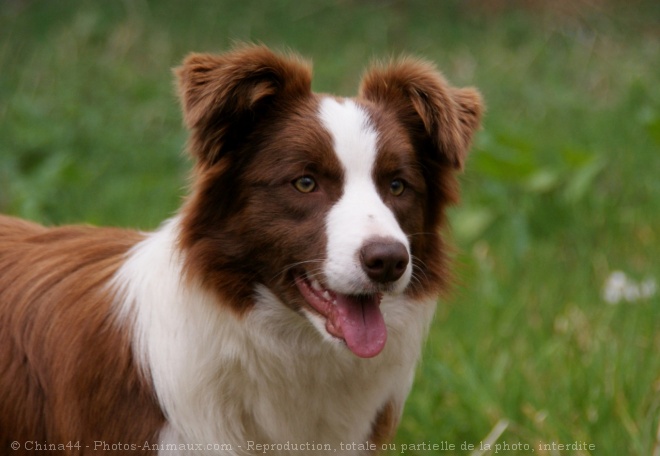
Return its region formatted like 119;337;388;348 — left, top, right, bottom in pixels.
389;179;405;196
293;176;317;193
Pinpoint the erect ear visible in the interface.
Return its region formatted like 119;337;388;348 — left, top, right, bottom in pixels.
359;57;483;170
175;44;312;167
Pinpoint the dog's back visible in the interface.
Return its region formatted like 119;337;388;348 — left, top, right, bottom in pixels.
0;214;46;239
0;216;164;453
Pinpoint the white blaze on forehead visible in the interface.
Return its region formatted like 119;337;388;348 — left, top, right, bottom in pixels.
318;97;380;178
318;97;411;294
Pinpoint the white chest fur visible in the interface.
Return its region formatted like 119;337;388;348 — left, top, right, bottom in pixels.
113;220;435;456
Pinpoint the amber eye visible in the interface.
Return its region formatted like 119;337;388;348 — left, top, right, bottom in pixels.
293;176;317;193
389;179;405;196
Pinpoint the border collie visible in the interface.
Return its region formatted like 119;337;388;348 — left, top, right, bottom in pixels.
0;45;482;455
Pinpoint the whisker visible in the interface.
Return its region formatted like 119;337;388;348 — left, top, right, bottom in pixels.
410;255;430;280
410;269;425;288
282;267;326;289
407;231;439;238
269;259;325;283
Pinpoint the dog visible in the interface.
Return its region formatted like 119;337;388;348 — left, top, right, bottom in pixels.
0;45;482;455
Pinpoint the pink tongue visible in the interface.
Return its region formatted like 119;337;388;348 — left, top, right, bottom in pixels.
334;294;387;358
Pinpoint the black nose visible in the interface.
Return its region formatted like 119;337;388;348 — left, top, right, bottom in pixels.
360;239;409;284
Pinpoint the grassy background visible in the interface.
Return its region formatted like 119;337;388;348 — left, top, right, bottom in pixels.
1;1;659;454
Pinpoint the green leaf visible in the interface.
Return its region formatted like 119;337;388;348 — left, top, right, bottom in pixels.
523;168;561;194
451;207;497;243
563;159;607;204
645;117;660;146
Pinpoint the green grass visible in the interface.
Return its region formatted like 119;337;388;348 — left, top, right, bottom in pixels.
2;1;659;454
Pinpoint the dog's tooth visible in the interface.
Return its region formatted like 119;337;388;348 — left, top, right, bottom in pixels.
311;279;323;291
322;291;332;301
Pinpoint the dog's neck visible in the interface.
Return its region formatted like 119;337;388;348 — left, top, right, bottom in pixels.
113;217;435;453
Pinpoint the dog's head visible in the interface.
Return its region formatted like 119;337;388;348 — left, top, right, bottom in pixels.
176;45;482;358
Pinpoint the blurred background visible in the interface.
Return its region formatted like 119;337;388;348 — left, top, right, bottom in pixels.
1;1;659;454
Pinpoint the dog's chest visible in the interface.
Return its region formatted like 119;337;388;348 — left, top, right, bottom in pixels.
115;222;435;455
203;290;431;453
154;288;434;456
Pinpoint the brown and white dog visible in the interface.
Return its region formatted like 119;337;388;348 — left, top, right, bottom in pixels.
0;45;482;455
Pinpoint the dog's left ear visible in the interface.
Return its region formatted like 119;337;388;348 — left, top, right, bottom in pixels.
359;58;483;170
175;45;312;167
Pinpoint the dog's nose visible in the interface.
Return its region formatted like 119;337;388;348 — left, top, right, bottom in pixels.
360;239;409;284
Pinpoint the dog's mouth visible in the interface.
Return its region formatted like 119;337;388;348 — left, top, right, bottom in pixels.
294;272;387;358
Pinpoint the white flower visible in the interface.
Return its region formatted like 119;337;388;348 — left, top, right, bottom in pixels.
603;271;628;304
602;270;657;304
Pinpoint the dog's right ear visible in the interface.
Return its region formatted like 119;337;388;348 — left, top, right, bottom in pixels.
175;45;312;167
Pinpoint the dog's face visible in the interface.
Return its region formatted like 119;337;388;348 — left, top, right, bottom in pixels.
176;46;482;358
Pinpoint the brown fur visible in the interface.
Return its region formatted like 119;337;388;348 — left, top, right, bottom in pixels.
176;46;332;315
175;45;313;168
359;57;483;170
177;45;482;317
0;215;164;454
369;401;399;448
